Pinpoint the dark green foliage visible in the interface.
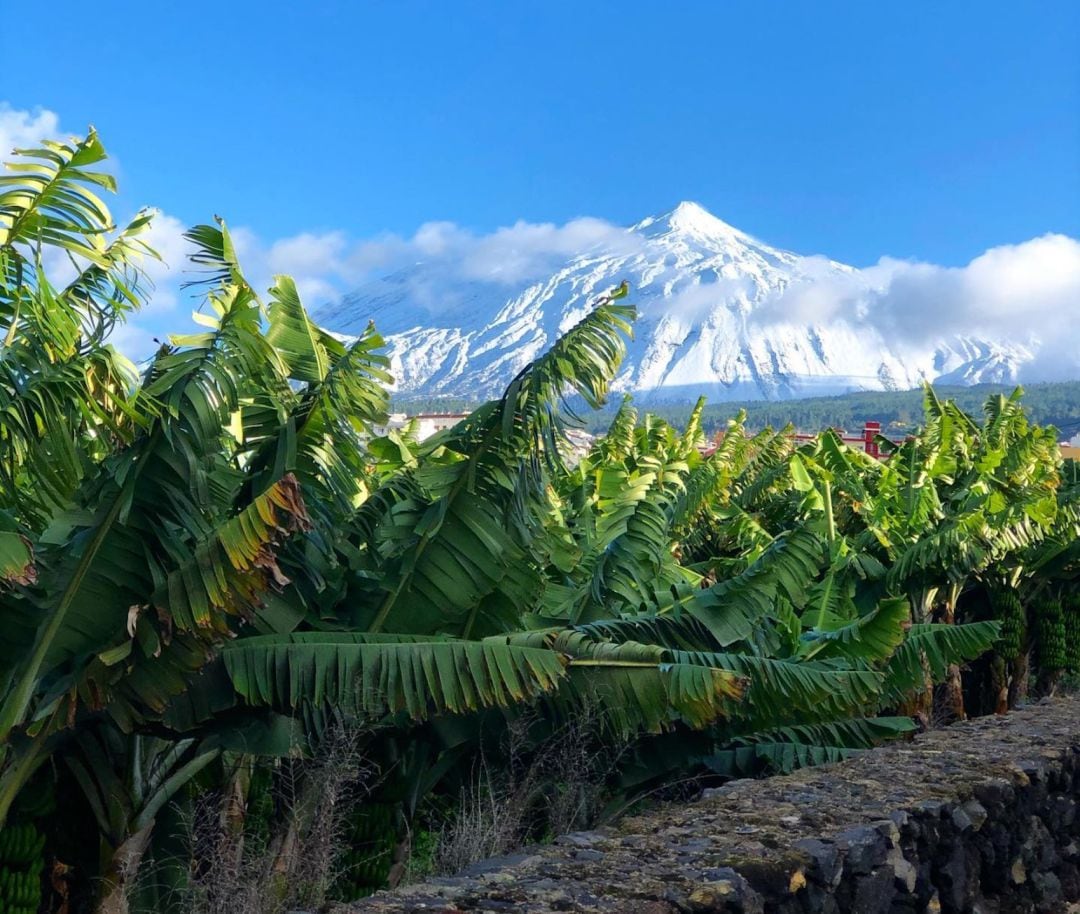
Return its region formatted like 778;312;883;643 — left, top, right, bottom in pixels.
881;623;1002;705
703;716;916;778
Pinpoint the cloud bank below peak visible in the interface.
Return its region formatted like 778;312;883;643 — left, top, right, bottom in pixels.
757;234;1080;380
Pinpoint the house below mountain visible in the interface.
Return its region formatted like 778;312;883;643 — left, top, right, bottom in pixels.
372;412;470;441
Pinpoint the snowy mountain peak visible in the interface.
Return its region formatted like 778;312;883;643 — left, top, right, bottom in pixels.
315;203;1032;403
634;200;754;246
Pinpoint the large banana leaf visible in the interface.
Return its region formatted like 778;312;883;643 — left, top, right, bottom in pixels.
499;629;745;734
798;596;910;663
688;527;823;646
221;633;568;721
881;621;1000;703
704;716;916;777
670;651;883;724
363;295;635;638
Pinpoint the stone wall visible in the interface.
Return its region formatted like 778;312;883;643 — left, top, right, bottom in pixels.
345;696;1080;913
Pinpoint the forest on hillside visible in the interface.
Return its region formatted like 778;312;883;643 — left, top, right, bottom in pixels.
398;381;1080;441
615;383;1080;439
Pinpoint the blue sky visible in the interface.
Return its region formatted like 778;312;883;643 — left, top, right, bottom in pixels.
6;1;1077;263
2;1;1078;356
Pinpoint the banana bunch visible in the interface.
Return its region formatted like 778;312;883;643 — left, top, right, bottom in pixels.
0;821;46;914
1065;595;1080;673
994;588;1026;661
0;826;44;867
244;767;275;855
1035;596;1067;673
333;802;398;900
0;865;42;913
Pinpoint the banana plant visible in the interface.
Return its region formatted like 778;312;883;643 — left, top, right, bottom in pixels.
0;130;155;530
2;124;1063;911
64;729;220;914
0;134;386;835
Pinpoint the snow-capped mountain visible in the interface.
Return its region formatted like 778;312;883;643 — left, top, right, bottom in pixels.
313;202;1032;402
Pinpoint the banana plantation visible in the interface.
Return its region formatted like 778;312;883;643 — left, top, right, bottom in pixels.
2;132;1080;914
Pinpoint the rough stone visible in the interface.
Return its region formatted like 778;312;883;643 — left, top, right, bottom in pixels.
792;838;842;887
851;867;895;914
836;825;889;874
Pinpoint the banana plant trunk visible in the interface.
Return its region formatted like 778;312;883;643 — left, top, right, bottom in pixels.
938;583;967;722
95;824;153;914
1009;650;1031;708
898;589;936;722
219;764;250;883
386;833;411;889
991;654;1010;714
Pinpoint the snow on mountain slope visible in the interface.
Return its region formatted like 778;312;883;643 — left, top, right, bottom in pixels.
313;202;1032;402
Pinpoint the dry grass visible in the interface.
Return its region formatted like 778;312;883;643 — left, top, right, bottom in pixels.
419;706;627;879
134;708;628;906
428;754;530;876
144;724;371;914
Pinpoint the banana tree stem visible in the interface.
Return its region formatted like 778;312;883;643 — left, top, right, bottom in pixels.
0;730;48;828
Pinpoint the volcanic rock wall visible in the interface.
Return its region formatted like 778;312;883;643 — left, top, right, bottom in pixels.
347;697;1080;913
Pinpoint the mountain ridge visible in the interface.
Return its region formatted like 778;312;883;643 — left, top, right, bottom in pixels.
313;202;1030;402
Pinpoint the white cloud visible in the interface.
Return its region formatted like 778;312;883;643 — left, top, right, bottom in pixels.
0;103;60;155
140;212;192;315
332;215;634;286
869;235;1080;345
754;235;1080;378
267;231;349;276
455;217;633;283
651;278;755;322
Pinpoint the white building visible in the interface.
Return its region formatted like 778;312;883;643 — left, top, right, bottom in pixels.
563;427;596;464
371;412;470;442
